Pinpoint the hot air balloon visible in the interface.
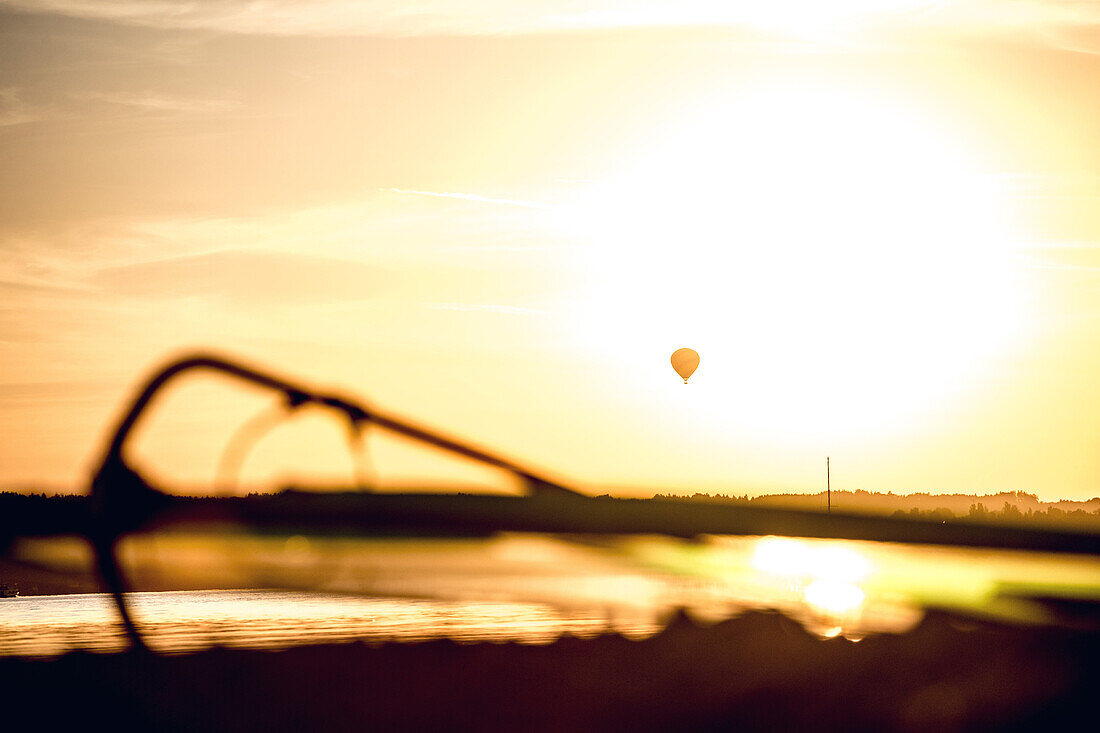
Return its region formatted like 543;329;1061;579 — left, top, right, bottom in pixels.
671;348;699;384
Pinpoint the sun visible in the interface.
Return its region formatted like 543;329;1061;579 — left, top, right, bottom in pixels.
562;86;1027;437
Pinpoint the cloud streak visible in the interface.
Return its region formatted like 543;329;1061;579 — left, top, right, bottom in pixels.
426;302;544;315
2;1;1098;42
72;91;241;114
388;188;558;211
90;250;385;305
0;87;42;127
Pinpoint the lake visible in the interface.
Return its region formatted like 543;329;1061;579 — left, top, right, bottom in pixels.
4;532;1099;657
0;589;666;657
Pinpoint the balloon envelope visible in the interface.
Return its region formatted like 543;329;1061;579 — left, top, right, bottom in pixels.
671;348;700;383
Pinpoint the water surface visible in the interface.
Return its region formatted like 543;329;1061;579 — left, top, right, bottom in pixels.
0;589;662;657
5;532;1098;657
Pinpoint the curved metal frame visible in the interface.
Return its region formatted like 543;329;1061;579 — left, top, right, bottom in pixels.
89;352;577;648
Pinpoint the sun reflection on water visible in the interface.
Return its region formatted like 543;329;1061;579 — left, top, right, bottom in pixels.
751;536;871;635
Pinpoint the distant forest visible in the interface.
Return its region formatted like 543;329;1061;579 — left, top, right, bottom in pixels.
3;488;1098;531
650;490;1100;527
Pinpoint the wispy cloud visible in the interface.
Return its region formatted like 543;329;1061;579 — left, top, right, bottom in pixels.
1038;27;1100;56
0;87;42;127
1;188;567;282
0;279;86;296
72;91;241;114
2;1;1098;43
1013;256;1100;274
90;250;385;305
426;302;544;315
388;188;558;211
1012;241;1100;250
1010;239;1100;275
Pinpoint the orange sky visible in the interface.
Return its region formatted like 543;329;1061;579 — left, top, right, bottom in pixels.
1;2;1099;499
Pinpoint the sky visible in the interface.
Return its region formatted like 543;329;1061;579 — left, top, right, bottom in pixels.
1;1;1099;499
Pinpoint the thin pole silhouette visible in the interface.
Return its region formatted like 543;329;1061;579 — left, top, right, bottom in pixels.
827;457;831;514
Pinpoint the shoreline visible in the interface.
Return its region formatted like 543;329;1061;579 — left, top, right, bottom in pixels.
0;556;98;596
0;557;258;597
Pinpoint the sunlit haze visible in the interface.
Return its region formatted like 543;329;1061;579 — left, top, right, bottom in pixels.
1;1;1099;499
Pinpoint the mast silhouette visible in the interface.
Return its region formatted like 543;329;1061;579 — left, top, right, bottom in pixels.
827;456;831;514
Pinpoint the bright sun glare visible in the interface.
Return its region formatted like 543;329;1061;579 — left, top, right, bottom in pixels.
566;87;1025;436
751;536;870;631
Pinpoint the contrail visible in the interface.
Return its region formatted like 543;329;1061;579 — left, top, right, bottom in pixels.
388;188;558;210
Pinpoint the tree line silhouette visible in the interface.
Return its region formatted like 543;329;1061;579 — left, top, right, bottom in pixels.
649;489;1100;527
3;488;1098;545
